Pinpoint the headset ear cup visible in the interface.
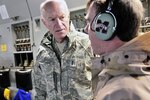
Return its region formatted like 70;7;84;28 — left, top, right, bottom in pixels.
94;11;117;41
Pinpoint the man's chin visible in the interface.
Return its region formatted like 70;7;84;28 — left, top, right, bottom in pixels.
54;34;67;41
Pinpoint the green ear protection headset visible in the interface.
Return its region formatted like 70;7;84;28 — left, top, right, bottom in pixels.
93;0;117;41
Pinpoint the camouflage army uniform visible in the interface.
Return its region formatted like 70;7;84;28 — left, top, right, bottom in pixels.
92;32;150;100
32;30;93;100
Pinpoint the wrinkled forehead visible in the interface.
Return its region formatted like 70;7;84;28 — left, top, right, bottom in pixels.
40;0;69;16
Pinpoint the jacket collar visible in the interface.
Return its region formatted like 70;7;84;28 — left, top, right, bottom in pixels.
92;31;150;76
40;30;77;51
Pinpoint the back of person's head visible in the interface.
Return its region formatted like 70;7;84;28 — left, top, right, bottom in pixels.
40;0;69;18
87;0;144;41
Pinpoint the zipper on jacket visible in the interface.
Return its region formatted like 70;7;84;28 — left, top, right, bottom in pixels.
51;37;62;94
53;71;58;92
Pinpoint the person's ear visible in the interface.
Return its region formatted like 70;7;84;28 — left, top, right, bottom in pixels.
41;16;49;29
41;16;46;26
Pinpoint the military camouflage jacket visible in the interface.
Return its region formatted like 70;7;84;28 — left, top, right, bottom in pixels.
32;30;93;100
92;32;150;100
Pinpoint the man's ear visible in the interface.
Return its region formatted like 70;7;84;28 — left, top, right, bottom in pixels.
41;16;47;26
69;20;76;32
41;16;49;29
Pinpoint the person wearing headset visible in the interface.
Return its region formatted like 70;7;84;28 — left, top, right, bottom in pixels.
84;0;150;100
32;0;93;99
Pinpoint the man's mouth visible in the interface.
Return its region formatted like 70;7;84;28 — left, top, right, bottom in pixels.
55;29;64;32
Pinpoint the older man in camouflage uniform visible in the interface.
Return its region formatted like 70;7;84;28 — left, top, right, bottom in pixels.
32;0;93;100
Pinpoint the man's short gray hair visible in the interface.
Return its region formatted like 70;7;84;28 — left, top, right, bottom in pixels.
40;0;69;17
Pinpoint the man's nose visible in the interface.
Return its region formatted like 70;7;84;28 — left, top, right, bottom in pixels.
55;18;63;26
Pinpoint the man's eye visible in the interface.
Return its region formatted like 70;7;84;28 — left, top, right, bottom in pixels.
60;16;65;20
48;18;55;22
51;18;55;21
61;16;65;19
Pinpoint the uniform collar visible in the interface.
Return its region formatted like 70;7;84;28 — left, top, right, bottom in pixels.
92;32;150;76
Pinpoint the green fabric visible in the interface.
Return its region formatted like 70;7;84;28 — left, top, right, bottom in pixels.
32;30;93;100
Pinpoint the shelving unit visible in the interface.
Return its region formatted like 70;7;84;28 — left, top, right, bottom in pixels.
11;20;34;68
70;9;86;32
14;52;33;67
